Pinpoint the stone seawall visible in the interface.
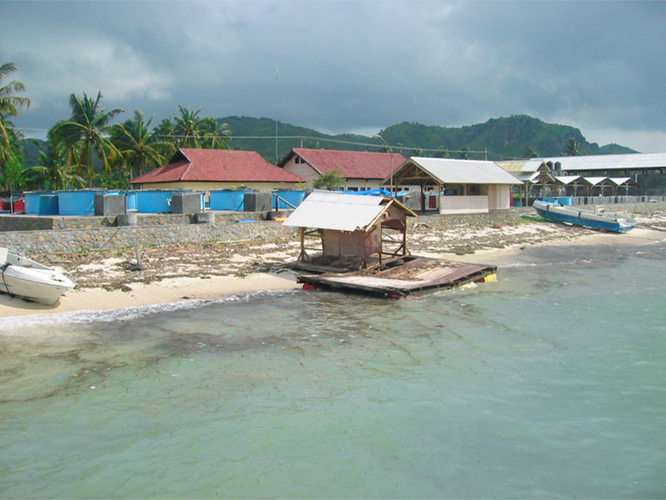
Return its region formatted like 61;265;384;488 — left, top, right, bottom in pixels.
0;210;521;255
0;219;297;255
1;203;664;256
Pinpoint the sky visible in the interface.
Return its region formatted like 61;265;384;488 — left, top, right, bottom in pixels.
2;0;666;153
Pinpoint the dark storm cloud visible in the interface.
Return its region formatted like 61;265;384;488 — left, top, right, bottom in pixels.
2;1;665;151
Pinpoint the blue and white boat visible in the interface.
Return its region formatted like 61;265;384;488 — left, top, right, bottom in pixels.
533;200;637;233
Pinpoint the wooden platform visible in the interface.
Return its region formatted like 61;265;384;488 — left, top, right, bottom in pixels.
296;256;497;299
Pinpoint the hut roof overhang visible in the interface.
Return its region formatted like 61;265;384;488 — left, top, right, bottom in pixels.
282;190;416;232
386;157;522;187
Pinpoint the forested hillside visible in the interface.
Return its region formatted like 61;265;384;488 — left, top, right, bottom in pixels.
219;114;637;162
23;114;638;171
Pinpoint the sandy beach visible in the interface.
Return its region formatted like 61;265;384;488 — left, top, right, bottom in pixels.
2;210;665;318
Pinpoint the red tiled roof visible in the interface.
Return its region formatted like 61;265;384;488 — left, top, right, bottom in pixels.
285;148;407;180
131;148;303;184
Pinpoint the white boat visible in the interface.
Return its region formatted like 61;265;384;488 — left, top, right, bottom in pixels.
0;248;75;305
533;200;637;233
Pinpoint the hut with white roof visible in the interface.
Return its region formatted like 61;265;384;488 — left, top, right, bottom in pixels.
385;157;522;214
282;190;416;273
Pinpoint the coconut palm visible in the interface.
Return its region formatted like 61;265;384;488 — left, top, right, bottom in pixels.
0;62;30;175
26;129;85;190
458;146;470;160
109;110;173;179
0;62;30;140
523;145;539;159
54;91;124;187
562;138;579;156
173;105;216;148
206;120;232;149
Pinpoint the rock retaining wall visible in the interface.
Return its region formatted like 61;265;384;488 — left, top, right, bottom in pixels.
0;219;296;255
1;203;664;256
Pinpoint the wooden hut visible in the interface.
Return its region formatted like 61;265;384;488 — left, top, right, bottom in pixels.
282;190;416;273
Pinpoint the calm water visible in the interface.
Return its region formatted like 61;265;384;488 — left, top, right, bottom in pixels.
1;242;665;499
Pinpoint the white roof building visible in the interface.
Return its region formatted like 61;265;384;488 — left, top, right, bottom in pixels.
385;157;521;214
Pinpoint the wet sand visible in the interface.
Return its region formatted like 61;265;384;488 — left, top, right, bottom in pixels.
2;213;665;318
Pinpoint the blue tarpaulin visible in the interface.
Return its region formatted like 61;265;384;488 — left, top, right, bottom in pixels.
336;189;394;197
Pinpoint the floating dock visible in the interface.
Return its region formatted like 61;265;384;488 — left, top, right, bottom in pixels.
297;256;497;299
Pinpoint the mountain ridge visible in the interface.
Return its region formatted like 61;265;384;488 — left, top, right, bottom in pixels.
219;114;638;163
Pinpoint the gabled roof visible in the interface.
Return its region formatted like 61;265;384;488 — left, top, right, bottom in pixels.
131;148;303;184
280;148;407;180
389;157;522;186
585;177;613;186
608;177;636;186
554;175;592;186
282;190;415;232
497;152;666;173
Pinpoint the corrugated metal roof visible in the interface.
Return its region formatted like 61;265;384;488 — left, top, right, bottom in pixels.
608;177;634;186
399;157;521;185
495;160;529;173
555;175;589;185
498;152;666;173
585;177;611;186
282;191;387;231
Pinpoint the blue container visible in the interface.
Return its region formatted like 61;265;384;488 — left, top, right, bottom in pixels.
136;191;172;213
25;192;51;214
558;197;572;205
57;190;96;216
210;190;247;211
125;191;138;211
273;190;306;210
38;195;59;215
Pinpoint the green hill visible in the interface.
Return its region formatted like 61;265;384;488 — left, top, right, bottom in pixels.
21;114;639;169
218;114;638;162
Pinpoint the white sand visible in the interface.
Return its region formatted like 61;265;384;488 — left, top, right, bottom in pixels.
1;226;664;319
0;273;300;318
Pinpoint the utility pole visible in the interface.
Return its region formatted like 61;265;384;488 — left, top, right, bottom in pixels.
375;135;394;195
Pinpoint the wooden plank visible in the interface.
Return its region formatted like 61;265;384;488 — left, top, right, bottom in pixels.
297;256;497;298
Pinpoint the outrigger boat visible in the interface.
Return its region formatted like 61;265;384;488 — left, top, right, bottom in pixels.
0;248;75;305
533;200;637;233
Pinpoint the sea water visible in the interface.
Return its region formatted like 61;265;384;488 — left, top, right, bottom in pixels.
0;242;665;499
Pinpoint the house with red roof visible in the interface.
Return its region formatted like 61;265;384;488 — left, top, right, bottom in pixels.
278;148;407;191
130;148;304;194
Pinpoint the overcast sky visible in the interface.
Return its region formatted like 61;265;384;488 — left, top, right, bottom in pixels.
3;0;666;153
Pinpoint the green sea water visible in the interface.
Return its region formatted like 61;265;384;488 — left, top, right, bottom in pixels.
1;242;665;499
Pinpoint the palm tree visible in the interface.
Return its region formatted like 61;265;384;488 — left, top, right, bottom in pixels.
206;120;232;149
562;138;579;157
523;145;539;159
173;105;216;148
109;110;173;179
0;62;30;178
54;91;124;187
26;129;84;190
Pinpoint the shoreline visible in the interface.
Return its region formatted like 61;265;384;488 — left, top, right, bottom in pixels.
1;223;665;319
0;272;301;318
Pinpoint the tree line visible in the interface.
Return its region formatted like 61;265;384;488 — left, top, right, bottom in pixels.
1;61;603;193
0;62;232;192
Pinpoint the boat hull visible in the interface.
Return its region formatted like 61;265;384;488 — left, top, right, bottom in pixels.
533;201;636;233
1;249;75;305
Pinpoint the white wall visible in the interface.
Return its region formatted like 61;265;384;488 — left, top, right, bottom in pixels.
439;195;489;214
487;185;511;209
